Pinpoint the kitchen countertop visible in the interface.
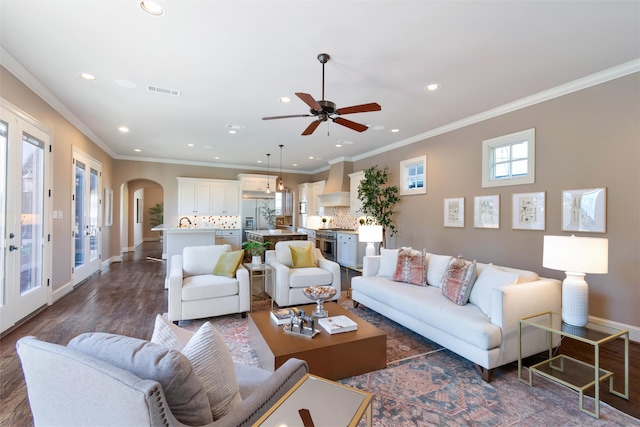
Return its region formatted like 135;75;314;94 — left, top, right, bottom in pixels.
152;225;240;231
245;229;308;237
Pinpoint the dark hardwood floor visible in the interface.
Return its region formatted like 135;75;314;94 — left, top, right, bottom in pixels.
1;241;638;425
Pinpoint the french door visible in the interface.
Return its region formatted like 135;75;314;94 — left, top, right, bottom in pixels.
0;105;51;334
71;149;101;284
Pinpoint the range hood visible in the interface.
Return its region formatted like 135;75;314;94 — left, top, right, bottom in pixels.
317;160;352;207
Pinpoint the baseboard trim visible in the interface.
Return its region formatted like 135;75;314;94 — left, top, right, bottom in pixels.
100;256;122;270
589;315;639;343
52;280;73;303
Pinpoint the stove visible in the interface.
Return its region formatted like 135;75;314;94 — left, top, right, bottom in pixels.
315;229;353;262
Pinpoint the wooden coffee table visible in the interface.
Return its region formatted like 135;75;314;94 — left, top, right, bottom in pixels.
248;302;387;380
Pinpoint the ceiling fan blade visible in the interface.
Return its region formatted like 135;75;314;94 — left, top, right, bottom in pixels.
295;92;322;111
301;120;321;136
333;117;369;132
262;114;312;120
335;102;382;115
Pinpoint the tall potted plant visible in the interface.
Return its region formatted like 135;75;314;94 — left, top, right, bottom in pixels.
357;165;400;248
261;201;276;230
147;203;164;241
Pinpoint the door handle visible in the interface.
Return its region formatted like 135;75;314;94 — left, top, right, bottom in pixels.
9;245;19;251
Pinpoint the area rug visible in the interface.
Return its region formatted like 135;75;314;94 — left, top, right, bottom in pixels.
177;296;639;426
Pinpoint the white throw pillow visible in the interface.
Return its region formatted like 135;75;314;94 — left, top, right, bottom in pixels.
151;315;242;420
469;266;519;317
425;254;453;287
182;245;230;276
377;248;399;277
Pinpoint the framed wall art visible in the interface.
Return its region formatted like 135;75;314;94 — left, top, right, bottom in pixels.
512;191;545;230
444;197;464;228
562;187;607;233
474;195;500;229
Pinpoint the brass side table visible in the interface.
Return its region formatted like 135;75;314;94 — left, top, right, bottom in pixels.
243;263;274;311
343;265;363;298
254;373;373;427
518;311;629;418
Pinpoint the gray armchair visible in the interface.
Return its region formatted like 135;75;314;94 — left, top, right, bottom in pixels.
17;336;308;427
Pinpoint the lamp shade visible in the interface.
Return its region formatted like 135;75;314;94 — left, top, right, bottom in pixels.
359;225;383;243
543;235;608;274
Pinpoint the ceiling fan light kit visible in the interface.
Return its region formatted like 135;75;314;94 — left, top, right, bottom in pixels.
262;53;381;135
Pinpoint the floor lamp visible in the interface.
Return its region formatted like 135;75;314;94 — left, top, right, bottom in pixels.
542;235;608;327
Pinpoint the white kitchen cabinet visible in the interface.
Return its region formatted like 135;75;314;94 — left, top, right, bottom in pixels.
308;180;326;217
237;174;277;192
215;229;241;250
337;232;367;268
178;178;240;216
210;181;240;215
178;178;211;215
349;171;364;216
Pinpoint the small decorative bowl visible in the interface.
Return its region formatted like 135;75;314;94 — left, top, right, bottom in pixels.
302;286;337;318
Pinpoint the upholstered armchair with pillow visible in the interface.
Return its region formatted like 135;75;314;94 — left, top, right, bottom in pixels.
17;316;309;427
265;240;341;307
169;244;249;322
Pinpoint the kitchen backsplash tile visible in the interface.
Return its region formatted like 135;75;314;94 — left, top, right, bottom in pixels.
183;215;240;229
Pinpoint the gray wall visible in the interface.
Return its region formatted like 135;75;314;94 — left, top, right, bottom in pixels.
351;73;639;327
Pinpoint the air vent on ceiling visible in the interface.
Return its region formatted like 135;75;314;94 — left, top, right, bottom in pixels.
146;85;180;96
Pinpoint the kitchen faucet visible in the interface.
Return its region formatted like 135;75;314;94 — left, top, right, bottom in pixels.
179;217;192;227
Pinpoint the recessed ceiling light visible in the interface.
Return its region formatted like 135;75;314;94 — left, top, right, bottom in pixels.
292;163;298;167
187;143;194;147
214;156;220;160
391;129;400;133
279;97;291;103
134;148;142;152
118;126;129;133
308;156;314;160
425;83;441;91
257;160;262;163
228;130;237;134
78;73;96;81
140;1;164;16
335;144;342;147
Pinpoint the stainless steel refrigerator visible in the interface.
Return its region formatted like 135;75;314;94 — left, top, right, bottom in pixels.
242;195;275;240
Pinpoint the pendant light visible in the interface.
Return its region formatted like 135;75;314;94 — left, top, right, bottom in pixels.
265;153;271;194
278;144;284;191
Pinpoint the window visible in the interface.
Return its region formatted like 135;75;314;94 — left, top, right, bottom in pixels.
400;155;427;196
482;128;535;188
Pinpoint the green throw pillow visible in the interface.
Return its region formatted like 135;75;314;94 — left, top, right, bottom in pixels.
290;244;315;268
213;250;243;278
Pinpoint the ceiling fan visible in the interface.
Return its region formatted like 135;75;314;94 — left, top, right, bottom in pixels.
262;53;381;136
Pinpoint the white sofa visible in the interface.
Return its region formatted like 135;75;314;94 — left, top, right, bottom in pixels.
169;245;250;322
265;241;341;307
351;251;562;381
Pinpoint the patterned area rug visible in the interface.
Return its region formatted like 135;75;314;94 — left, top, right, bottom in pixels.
176;295;638;426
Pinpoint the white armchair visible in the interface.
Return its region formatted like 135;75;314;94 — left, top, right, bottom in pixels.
265;240;341;307
168;245;250;322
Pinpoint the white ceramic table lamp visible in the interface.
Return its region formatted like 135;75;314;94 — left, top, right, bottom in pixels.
359;225;383;257
542;235;608;327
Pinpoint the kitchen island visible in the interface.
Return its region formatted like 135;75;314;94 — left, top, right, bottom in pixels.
245;229;308;245
152;225;226;287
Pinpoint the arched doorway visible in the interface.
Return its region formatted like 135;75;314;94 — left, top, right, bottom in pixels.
119;179;164;260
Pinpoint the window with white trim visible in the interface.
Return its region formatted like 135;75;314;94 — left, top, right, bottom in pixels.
482;128;535;188
400;155;426;196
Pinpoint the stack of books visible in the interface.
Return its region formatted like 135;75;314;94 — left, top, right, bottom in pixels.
270;308;292;325
318;315;358;334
